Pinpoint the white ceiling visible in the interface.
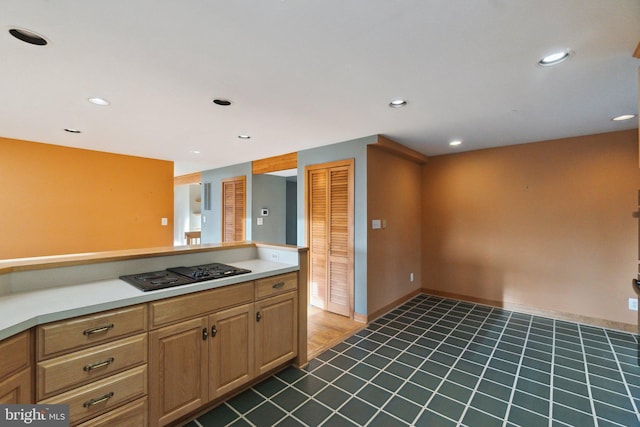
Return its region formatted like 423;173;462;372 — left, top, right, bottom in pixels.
1;1;639;175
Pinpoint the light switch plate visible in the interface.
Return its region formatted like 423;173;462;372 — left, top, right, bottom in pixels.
372;219;381;229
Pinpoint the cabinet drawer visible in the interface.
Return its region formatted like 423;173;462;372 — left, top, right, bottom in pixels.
37;333;147;400
37;305;147;360
39;365;147;426
255;273;297;300
0;330;31;380
149;281;253;328
76;396;147;427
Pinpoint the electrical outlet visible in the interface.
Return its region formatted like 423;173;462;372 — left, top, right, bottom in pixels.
629;298;638;311
410;273;414;282
271;253;279;262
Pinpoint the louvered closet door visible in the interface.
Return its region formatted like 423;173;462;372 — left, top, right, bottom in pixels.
222;176;246;242
309;169;328;309
307;160;354;317
326;166;351;316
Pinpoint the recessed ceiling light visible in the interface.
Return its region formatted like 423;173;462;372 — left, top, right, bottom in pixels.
88;97;110;106
612;114;636;121
238;135;251;140
9;28;48;46
538;50;572;66
389;99;407;108
189;150;201;154
449;140;462;146
64;128;81;134
213;99;232;106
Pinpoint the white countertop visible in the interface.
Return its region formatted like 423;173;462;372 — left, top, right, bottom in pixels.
0;258;298;341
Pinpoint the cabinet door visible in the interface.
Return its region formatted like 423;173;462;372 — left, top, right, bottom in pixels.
255;292;298;376
208;304;254;400
0;368;32;404
149;317;208;427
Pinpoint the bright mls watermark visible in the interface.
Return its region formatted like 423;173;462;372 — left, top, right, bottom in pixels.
1;405;68;426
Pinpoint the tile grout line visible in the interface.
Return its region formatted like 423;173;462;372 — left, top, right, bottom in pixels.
602;329;640;424
576;324;601;427
451;305;517;426
501;311;533;427
548;317;556;427
409;299;509;426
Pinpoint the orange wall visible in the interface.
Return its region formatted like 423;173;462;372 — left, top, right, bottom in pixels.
367;146;422;316
0;137;174;259
421;129;639;326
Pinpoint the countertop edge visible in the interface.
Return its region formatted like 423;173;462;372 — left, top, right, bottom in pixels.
0;242;307;274
0;260;300;341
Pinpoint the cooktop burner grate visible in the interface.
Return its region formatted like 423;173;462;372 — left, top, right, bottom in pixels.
119;262;251;292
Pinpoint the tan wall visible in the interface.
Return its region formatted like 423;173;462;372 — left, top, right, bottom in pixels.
367;146;422;317
421;129;639;327
0;137;174;259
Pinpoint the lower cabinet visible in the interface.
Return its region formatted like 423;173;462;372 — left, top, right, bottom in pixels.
76;396;147;427
35;306;148;426
0;368;32;404
0;330;32;404
209;303;255;399
149;303;254;427
148;316;209;427
255;291;298;376
148;276;299;427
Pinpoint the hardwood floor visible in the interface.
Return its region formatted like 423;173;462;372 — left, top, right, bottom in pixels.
307;305;365;360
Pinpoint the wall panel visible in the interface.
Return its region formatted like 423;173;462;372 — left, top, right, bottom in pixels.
0;137;173;259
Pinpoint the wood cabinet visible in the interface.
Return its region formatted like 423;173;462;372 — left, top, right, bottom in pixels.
254;275;298;376
0;330;33;404
36;305;148;426
148;275;298;427
149;316;208;426
148;283;254;427
255;293;297;376
209;303;254;399
1;267;302;427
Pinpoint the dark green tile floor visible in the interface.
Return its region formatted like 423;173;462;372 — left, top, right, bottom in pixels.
185;295;640;426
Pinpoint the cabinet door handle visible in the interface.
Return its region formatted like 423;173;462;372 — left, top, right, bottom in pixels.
202;327;208;340
211;324;217;337
83;324;114;336
83;357;115;372
83;392;114;408
256;311;262;322
272;282;285;289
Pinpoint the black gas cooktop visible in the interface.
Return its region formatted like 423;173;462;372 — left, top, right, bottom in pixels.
120;262;251;292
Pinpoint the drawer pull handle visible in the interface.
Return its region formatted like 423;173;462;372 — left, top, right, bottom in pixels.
211;324;217;337
202;327;208;341
83;392;114;408
256;311;262;322
83;357;115;372
83;324;114;336
272;282;285;289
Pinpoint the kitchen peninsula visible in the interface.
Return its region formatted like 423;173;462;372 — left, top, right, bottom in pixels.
0;242;308;426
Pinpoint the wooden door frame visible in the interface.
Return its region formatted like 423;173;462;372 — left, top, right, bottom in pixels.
304;158;355;318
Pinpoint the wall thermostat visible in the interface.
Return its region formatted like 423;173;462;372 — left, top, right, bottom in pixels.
261;208;269;216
